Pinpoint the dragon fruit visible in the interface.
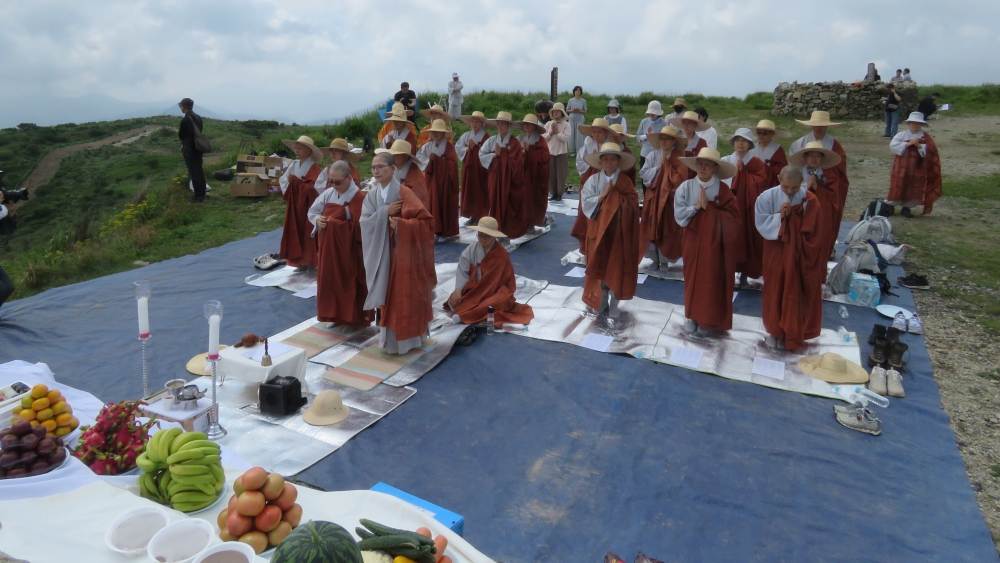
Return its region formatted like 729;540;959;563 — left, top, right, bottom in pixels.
72;400;157;475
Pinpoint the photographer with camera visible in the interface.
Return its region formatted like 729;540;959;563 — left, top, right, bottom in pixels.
0;204;15;312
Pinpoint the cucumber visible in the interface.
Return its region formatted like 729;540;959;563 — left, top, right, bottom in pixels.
359;519;434;546
356;527;375;540
357;534;421;552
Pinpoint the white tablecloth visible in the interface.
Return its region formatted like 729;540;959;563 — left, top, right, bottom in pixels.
218;341;307;384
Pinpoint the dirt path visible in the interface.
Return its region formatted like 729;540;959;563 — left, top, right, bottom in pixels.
17;125;166;195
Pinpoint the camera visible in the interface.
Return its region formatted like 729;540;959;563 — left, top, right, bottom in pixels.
1;171;29;204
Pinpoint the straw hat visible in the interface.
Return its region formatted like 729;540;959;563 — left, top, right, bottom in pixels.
728;128;756;150
669;111;711;132
375;139;420;166
390;101;414;117
798;352;869;384
549;102;567;121
754;119;789;138
678;147;737;180
423;119;455;139
671;97;687;109
512;114;542;131
185;346;229;376
578;117;615;138
583;141;638;171
645;100;664;116
459;111;491;127
486;111;514;127
788;141;842;168
281;135;323;163
385;107;410;123
795;110;843;127
467;216;506;238
320;138;362;162
303;390;351;426
609;123;635;141
420;104;453;123
606;99;621;111
647;126;686;150
903;111;927;124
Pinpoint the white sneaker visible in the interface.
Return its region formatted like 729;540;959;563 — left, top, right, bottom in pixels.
869;366;888;396
907;313;923;335
892;312;908;332
886;368;905;398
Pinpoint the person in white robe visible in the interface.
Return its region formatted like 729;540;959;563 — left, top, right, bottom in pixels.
447;73;464;119
635;100;666;165
308;160;360;236
575;118;613;176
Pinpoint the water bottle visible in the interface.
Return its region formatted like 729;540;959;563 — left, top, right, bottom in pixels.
501;323;525;333
838;305;849;319
632;345;667;360
833;385;889;408
560;256;570;266
837;326;851;343
486;306;495;335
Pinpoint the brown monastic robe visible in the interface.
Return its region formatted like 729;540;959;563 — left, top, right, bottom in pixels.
582;173;641;310
425;143;461;237
487;137;528;239
639;149;687;261
316;192;373;326
279;163;321;268
887;132;943;214
730;155;769;279
453;243;535;325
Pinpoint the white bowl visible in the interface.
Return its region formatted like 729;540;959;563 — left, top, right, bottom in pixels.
192;542;257;563
104;505;170;555
147;518;217;563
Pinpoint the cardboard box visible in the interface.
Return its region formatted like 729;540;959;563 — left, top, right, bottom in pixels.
230;173;270;197
236;154;268;172
370;482;465;535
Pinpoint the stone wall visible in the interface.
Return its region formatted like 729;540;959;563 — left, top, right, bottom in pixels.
771;81;919;120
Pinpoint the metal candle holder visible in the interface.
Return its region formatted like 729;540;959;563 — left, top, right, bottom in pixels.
135;281;152;399
204;300;227;440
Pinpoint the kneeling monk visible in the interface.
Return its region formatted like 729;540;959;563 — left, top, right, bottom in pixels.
308;161;372;327
360;152;436;354
279;135;323;269
581;142;640;318
448;217;534;325
754;166;825;351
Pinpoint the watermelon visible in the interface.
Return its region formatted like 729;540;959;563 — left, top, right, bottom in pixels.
273;520;363;563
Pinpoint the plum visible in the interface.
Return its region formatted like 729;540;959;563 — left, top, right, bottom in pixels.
6;467;26;478
32;425;47;438
36;438;55;456
0;452;19;469
0;434;20;452
48;448;67;465
19;451;37;466
31;460;50;473
20;433;40;451
0;428;10;440
53;436;64;449
10;421;31;437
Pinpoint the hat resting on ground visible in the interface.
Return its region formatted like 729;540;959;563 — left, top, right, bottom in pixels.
754;119;789;138
459;111;492;127
468;216;506;238
420;104;453;123
424;119;455;138
729;128;756;150
609;123;635;141
647;126;686;150
375;139;420;165
678;147;737;180
798;352;869;384
185;346;230;376
669;111;711;132
281;135;323;163
303;390;350;425
320;138;362;162
795;110;843;127
645;100;664;116
512;114;542;131
486;111;514;127
903;111;927;124
578;117;615;138
583;141;638;171
788;141;842;169
549;102;568;121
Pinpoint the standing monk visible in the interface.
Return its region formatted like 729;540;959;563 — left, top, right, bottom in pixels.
380;107;419;154
513;114;551;230
377;102;418;145
455;111;492;226
674;148;741;334
447;217;534;326
755;166;825;350
580;143;640;318
279;135;323;269
479;111;528;240
417;119;460;241
749;119;789;191
609;124;638;187
416;105;454;147
721;128;769;284
885;112;942;217
360;152;436;354
378;139;430;211
790;111;848;230
308;161;372;327
571;118;614;253
638;126;688;267
670;111;709;178
317;138;362;189
789;141;840;260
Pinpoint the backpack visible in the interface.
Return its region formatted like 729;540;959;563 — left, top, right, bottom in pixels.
188;114;212;153
827;240;881;294
845;216;895;245
860;199;894;221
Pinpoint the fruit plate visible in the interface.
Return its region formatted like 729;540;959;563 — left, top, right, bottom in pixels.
184;482;228;515
1;447;73;482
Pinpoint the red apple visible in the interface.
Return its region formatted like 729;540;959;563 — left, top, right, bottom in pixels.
281;503;302;528
217;508;229;530
261;473;285;501
236;491;266;517
227;494;239;513
241;467;268;491
227;510;253;537
254;504;282;533
273;483;298;511
239;530;269;554
267;521;293;546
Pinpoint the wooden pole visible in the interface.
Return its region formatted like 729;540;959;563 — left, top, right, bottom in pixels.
550;67;558;102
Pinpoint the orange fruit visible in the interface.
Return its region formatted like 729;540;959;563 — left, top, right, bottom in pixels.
36;408;54;422
68;417;80;430
41;419;58;432
20;395;33;409
12;406;23;416
18;409;35;421
46;390;62;403
51;401;69;415
32;397;50;411
54;426;71;437
30;384;48;399
56;413;73;426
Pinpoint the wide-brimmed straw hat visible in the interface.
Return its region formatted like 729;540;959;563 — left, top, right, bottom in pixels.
549;102;568;121
678;147;737;180
468;216;506;238
512;114;542;131
459;111;492;127
281;135;323;163
185;346;229;376
669;111;711;132
424;119;455;138
579;117;615;138
753;119;789;138
795;110;843;128
729;128;756;150
606;99;621;111
645;100;664;116
903;111;927;124
798;352;869;384
389;101;414;117
303;390;351;426
647;126;686;150
583;141;638;171
385;107;410;123
375;139;420;165
609;123;635;141
320;138;362;162
420;104;453;123
788;141;842;168
486;111;514;127
670;97;687;109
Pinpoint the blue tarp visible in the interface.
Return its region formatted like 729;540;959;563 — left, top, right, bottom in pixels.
1;207;994;563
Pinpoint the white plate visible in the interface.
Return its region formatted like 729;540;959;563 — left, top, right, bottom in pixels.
105;505;171;555
876;304;914;319
185;481;228;515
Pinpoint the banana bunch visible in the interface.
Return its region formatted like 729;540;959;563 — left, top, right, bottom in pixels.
137;429;225;512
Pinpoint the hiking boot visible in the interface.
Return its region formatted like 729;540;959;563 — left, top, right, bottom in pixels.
907;313;924;335
887;341;908;370
886;368;905;398
836;407;883;436
898;273;930;290
867;324;888;345
869;366;888;396
886;326;903;344
869;337;889;368
900;207;914;218
892;312;908;332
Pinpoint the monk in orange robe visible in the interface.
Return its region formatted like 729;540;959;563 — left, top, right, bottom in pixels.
479;112;528;239
674;147;741;333
790;111;849;231
378;139;429;211
380;106;418;155
317;138;362;188
755;166;825;350
722;128;769;283
789;141;842;260
571;118;614;254
750;119;789;191
447;217;534;325
885;112;943;216
279;135;323;269
670;111;709;179
416;105;454;147
514;114;551;229
308;161;372;326
377;102;418;145
638;126;688;265
417;119;461;239
456;111;492;226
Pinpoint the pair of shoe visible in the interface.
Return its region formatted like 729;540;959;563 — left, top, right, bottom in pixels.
869;333;908;370
253;253;285;270
456;326;478;346
834;403;882;435
900;207;915;218
867;324;903;345
898;273;930;290
892;311;923;335
869;366;905;397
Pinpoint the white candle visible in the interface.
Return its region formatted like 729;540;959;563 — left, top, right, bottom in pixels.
137;296;150;338
208;314;221;359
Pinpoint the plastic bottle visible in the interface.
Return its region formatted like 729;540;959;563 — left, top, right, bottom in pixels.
837;326;851;343
632;346;667;360
560;256;570;266
501;323;526;333
833;385;889;408
486;306;495;335
838;305;849;319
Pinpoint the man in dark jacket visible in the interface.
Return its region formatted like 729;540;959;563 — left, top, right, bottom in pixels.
178;98;208;203
918;93;941;119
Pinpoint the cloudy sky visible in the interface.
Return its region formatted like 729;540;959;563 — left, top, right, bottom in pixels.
1;0;998;127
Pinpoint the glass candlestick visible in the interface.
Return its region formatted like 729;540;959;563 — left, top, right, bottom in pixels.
203;300;226;440
135;281;152;398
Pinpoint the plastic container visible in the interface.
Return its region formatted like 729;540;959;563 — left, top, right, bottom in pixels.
631;346;667;360
104;506;170;555
560;256;570;266
847;273;881;308
486;306;495;335
837;326;852;343
147;518;216;563
833;385;889;408
192;542;257;563
838;305;849;319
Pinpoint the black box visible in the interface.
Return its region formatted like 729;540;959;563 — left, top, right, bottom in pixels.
258;375;306;416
